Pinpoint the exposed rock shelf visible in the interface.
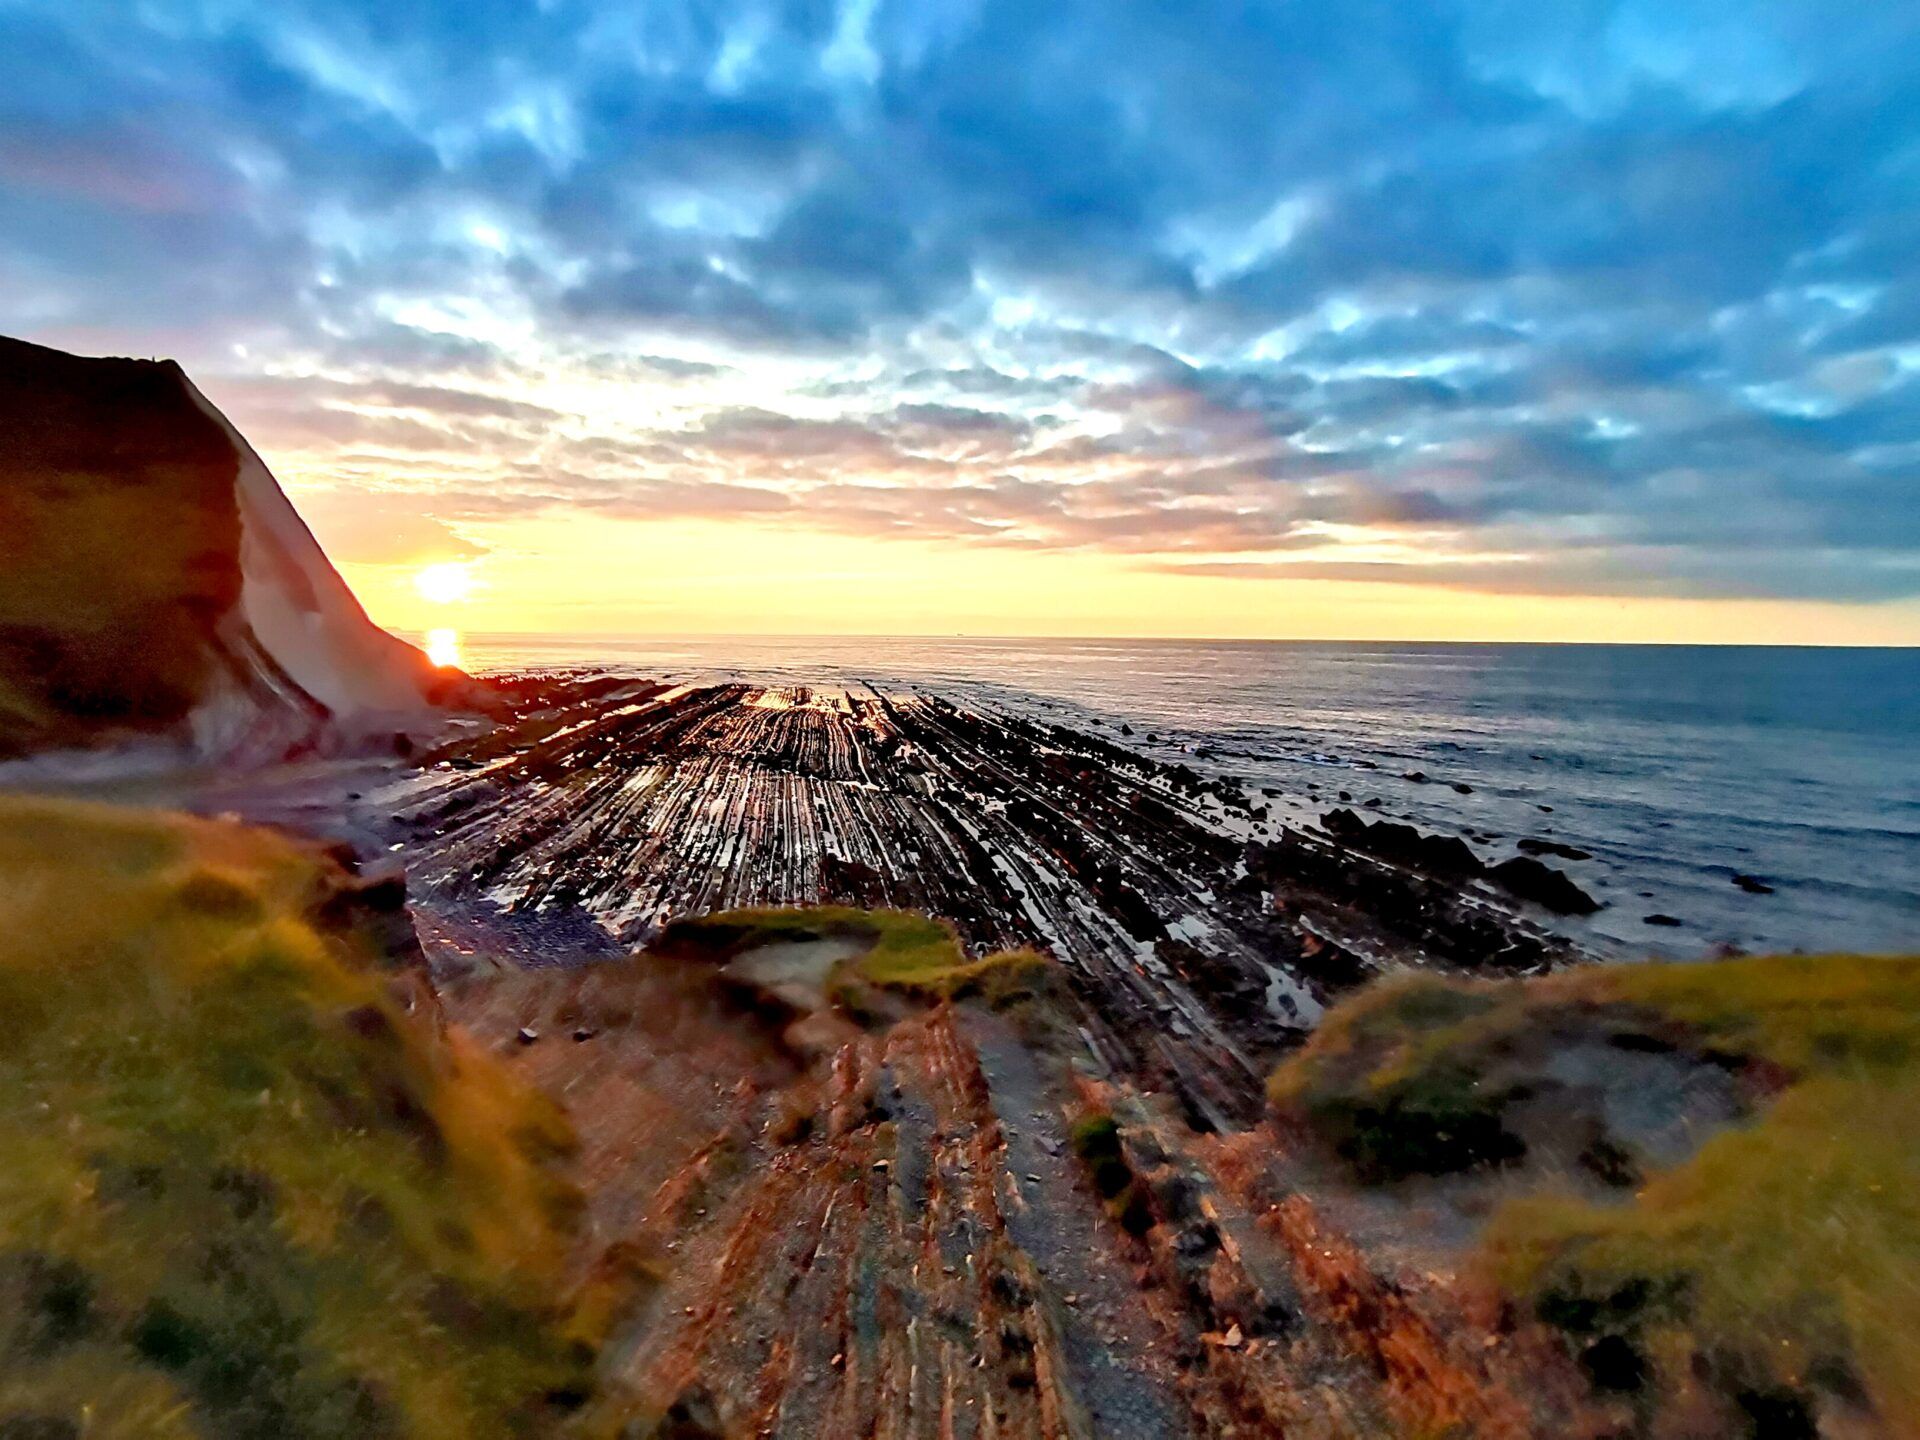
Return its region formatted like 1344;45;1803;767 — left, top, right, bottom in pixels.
400;674;1576;1128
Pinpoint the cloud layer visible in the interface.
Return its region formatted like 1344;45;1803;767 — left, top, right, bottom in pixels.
3;0;1918;602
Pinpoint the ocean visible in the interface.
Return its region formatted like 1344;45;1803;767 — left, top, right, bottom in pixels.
440;633;1920;961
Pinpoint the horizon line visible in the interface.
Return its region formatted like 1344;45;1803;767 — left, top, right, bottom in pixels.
393;627;1920;651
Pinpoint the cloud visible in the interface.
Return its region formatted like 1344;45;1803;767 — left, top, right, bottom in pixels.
294;492;489;566
0;0;1916;603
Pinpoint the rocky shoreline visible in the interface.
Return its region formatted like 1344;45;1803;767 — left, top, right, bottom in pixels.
7;672;1905;1437
376;673;1581;1128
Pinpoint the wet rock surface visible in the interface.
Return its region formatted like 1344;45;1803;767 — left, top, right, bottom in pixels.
1489;855;1602;916
400;677;1576;1126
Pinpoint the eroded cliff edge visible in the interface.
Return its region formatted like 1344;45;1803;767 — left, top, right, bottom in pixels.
0;335;456;761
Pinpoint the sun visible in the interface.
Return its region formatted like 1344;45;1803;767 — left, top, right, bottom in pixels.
424;628;463;669
414;561;476;604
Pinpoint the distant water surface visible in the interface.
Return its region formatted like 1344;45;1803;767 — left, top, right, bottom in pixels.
438;633;1920;960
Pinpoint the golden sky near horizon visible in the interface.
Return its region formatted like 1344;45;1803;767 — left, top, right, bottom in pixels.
326;509;1920;646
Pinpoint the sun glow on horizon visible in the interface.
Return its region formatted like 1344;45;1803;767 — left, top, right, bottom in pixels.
331;513;1920;648
414;561;477;605
424;628;463;668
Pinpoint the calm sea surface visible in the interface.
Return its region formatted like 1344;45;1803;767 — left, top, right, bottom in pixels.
441;634;1920;960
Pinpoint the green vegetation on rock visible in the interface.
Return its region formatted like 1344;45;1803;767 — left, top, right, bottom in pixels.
0;796;600;1438
1067;1113;1152;1236
656;904;1053;1015
1270;952;1920;1433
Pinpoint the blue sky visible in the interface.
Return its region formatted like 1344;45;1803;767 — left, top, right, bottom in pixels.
4;0;1919;634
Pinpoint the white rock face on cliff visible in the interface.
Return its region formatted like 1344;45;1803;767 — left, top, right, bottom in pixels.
181;377;441;721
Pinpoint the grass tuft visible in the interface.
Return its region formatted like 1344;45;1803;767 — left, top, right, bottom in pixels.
1067;1113;1153;1237
0;795;597;1438
657;905;1054;1015
1270;952;1920;1430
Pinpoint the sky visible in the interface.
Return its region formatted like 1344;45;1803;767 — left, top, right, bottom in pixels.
3;0;1920;643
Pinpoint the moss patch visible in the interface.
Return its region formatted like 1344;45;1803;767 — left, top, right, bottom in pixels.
0;795;598;1438
1068;1114;1152;1237
656;905;1052;1015
1271;953;1920;1429
1266;973;1518;1181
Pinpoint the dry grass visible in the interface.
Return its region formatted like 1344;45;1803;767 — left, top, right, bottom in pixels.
0;795;599;1438
1270;952;1920;1431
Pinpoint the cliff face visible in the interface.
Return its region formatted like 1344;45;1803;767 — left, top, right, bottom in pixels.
0;335;446;760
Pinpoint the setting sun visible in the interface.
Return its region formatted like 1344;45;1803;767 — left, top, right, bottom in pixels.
414;561;476;605
424;627;463;668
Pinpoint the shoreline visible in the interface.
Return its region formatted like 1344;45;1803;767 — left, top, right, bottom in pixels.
6;673;1913;1433
252;671;1583;1126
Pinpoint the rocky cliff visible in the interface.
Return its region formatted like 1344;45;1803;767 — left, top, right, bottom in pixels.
0;335;450;761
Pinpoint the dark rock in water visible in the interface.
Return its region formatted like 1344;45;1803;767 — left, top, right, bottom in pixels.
1490;857;1601;915
1538;804;1554;812
1255;828;1566;977
1732;873;1775;895
1321;808;1485;879
1644;913;1684;927
1363;796;1384;808
1119;723;1133;736
1451;781;1474;794
1517;837;1593;862
1403;770;1430;783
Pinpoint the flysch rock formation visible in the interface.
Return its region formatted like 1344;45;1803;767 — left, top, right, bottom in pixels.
0;334;454;764
396;675;1578;1130
381;679;1618;1437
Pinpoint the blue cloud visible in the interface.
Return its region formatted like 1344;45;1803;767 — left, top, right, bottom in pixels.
1;0;1918;601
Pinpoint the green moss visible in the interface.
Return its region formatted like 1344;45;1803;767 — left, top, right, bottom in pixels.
0;796;598;1438
1272;952;1920;1429
659;905;1053;1010
1267;973;1518;1181
1067;1114;1152;1237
